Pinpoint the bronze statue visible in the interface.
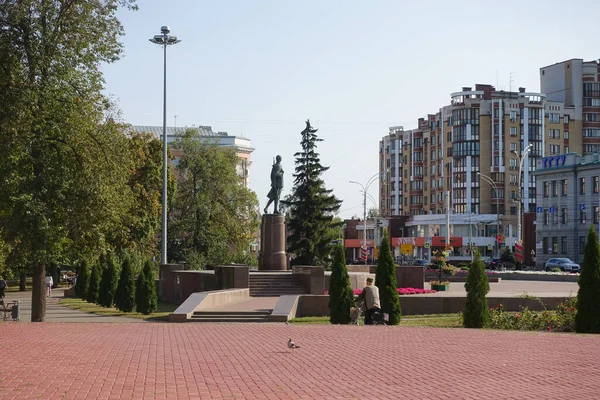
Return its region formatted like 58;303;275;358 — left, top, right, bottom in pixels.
264;155;284;214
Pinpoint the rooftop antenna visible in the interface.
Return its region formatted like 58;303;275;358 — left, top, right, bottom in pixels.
174;115;177;130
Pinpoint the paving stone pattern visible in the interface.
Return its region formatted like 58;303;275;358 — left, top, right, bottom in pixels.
0;323;599;399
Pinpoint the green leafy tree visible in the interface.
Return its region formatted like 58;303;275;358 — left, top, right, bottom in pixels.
463;251;490;328
169;129;259;267
136;261;157;315
0;1;138;321
86;264;101;304
115;256;136;312
98;257;119;308
328;244;355;324
576;225;600;333
75;260;91;300
375;229;402;325
283;120;342;266
500;247;515;263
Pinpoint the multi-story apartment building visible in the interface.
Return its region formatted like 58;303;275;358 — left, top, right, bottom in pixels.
131;125;254;187
379;84;579;264
541;58;599;154
379;126;404;217
534;153;600;267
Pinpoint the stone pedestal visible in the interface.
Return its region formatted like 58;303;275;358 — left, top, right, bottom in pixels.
259;214;288;270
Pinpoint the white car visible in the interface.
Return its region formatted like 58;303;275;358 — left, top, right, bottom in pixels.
544;258;580;273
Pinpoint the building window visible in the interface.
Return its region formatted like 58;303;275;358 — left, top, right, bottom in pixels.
581;211;587;224
580;177;586;194
510;127;517;136
564;115;569;124
552;181;558;197
562;208;568;224
510;143;517;152
562;179;568;196
510;206;517;216
543;182;549;197
595;206;600;224
544;209;549;225
561;237;568;254
595;176;599;194
510;110;517;121
543;237;548;254
549;113;560;123
564;131;569;139
552;237;558;254
565;146;569;153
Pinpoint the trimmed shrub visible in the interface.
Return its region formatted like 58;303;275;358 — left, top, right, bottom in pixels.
115;256;136;312
328;244;355;324
576;225;600;333
463;251;490;328
136;261;157;315
86;263;101;304
98;257;119;308
375;229;402;325
75;259;90;300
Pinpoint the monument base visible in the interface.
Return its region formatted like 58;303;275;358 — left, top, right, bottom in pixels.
259;214;288;270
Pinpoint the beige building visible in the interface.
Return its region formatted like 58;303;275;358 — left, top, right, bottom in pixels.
131;125;254;187
379;83;579;259
541;58;599;154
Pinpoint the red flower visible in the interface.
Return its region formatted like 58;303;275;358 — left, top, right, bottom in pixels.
547;326;552;331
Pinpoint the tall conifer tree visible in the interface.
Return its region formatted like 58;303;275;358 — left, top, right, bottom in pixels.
576;225;600;333
283;120;342;266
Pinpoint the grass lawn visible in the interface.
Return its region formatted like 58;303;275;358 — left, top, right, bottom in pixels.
58;298;177;322
289;313;462;328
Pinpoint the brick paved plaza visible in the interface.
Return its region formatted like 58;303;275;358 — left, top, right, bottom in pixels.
1;323;599;399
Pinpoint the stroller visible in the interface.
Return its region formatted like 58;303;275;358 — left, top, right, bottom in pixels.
351;302;388;325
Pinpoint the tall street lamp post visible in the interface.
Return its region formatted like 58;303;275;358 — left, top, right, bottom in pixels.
350;172;380;264
478;172;500;258
150;26;181;265
511;144;533;250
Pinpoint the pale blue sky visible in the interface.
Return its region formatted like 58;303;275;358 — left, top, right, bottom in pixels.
102;0;600;218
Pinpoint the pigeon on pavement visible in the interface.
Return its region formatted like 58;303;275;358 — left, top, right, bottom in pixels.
288;338;300;349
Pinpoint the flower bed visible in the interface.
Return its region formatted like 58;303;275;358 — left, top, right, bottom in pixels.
488;297;576;332
324;288;437;296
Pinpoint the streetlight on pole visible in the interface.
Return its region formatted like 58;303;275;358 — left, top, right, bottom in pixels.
478;172;500;258
150;26;181;265
511;144;533;248
350;172;380;264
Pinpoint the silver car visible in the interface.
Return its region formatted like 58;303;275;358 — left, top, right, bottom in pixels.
545;258;580;273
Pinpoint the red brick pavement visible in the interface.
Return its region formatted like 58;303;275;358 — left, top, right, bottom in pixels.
0;323;599;399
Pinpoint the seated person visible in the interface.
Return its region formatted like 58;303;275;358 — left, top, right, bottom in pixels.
355;277;381;325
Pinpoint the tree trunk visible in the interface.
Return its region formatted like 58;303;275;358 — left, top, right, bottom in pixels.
31;263;46;322
19;272;26;291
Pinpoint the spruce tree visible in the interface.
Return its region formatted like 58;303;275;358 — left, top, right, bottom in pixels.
375;229;401;325
98;257;118;308
115;256;136;312
86;263;101;304
75;259;90;300
328;244;355;324
283;120;342;266
136;261;157;314
463;251;490;328
576;225;600;333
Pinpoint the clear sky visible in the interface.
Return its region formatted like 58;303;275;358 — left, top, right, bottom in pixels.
102;0;600;219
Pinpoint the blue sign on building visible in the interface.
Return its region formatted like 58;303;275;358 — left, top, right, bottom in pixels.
536;206;542;213
580;204;586;211
549;206;555;213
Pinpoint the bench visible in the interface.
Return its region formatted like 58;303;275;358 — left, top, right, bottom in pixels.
0;299;19;322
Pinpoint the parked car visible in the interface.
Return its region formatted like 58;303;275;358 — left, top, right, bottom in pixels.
416;259;431;267
545;258;581;273
486;259;505;270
